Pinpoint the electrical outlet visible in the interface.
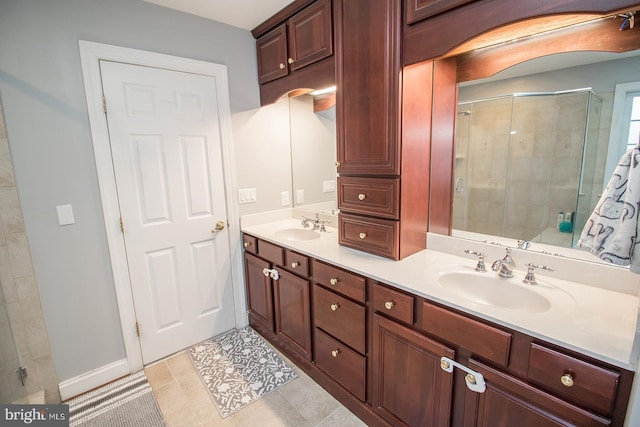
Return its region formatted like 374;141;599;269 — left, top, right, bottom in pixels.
238;188;257;204
281;191;290;206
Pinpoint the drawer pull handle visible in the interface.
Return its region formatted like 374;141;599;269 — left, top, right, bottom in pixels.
291;261;300;269
359;232;367;239
358;193;367;201
561;373;574;388
262;268;270;277
440;359;451;370
279;63;285;69
288;57;294;64
331;349;340;358
330;278;339;286
465;373;477;385
244;242;251;248
384;300;395;310
330;303;340;311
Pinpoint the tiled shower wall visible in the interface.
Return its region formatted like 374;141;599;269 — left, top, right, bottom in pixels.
453;91;605;246
0;97;60;403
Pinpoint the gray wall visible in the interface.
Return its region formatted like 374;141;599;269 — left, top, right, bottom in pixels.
0;0;262;381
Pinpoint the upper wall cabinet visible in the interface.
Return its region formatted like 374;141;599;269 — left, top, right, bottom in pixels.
253;0;335;105
406;0;477;24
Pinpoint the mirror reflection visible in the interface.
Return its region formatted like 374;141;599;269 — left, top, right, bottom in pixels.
453;51;640;256
289;94;337;212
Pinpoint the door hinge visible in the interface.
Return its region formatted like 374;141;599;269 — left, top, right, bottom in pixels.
102;95;107;114
135;322;140;337
120;216;125;233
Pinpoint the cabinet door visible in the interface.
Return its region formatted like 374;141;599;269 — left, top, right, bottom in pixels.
372;314;454;427
336;0;402;175
256;24;288;84
406;0;477;24
464;359;611;427
288;0;333;71
244;252;274;330
274;269;312;360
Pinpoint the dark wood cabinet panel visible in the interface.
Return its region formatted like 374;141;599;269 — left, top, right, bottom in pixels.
257;239;284;266
465;359;612;427
335;0;402;176
311;259;365;303
338;176;400;219
406;0;477;24
315;328;366;400
244;252;274;331
371;282;414;325
288;0;333;70
372;314;454;427
313;284;366;353
256;24;288;84
274;269;312;360
284;249;310;277
528;343;620;416
338;213;399;259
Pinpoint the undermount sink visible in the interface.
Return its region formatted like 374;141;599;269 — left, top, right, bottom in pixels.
274;228;321;241
438;271;551;313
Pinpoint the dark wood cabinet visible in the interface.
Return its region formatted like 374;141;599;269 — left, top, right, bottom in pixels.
405;0;477;24
253;0;335;104
244;240;634;426
371;314;455;427
274;268;312;360
244;240;312;360
464;359;611;427
244;252;274;331
335;0;430;260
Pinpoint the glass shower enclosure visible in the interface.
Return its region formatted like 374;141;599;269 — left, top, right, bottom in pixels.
453;89;603;248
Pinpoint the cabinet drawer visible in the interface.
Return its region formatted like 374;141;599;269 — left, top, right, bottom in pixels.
420;302;512;366
242;234;257;254
528;343;620;415
313;285;366;354
312;259;365;303
338;213;399;260
372;282;414;325
315;328;366;401
284;249;309;277
338;176;399;219
257;239;284;265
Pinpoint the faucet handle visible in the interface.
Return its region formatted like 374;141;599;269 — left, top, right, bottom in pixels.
517;240;531;250
464;250;487;272
523;263;554;285
301;216;310;228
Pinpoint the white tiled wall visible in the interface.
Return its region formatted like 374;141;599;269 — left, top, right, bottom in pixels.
0;98;59;403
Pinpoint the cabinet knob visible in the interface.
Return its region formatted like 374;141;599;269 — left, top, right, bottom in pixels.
358;193;367;201
359;232;367;239
330;303;340;311
335;161;341;167
560;373;574;387
243;242;251;248
262;268;270;277
384;300;395;310
329;278;339;286
287;57;294;64
331;349;340;358
279;63;285;69
291;261;300;269
440;359;451;370
465;373;477;385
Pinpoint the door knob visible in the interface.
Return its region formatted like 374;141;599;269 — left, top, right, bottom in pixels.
212;221;226;233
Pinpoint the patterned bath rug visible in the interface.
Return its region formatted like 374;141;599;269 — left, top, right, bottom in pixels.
189;326;298;418
66;371;165;426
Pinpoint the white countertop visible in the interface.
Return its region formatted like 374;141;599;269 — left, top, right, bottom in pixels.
241;213;640;371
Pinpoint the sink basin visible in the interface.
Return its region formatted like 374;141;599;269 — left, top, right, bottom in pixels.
274;228;321;241
438;272;551;313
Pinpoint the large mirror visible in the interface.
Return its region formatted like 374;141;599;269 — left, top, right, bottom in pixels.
451;25;640;262
288;94;337;212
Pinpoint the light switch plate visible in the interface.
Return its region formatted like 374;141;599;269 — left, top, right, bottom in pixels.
322;180;336;193
296;189;304;204
281;191;290;206
56;204;75;226
238;188;257;204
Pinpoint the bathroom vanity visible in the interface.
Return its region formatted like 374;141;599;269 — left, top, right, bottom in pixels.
241;214;638;427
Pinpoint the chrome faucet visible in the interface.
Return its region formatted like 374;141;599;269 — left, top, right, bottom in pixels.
522;263;554;285
491;248;515;278
301;214;329;232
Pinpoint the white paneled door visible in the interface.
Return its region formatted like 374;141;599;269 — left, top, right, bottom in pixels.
100;60;235;364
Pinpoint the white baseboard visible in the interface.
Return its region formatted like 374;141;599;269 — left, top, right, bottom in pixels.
59;358;130;401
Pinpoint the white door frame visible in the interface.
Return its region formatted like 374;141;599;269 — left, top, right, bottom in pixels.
79;40;247;372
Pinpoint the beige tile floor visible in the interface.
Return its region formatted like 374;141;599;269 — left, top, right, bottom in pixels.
145;350;368;427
